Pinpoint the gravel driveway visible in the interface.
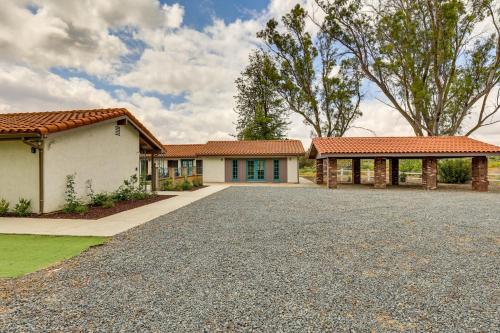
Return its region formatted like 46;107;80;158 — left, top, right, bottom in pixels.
1;187;499;331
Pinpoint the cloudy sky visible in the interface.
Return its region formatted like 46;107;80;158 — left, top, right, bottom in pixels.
0;0;499;146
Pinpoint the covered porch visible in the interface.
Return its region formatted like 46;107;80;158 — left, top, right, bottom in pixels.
309;137;500;192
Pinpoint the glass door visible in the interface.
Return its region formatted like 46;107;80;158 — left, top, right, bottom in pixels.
247;160;265;181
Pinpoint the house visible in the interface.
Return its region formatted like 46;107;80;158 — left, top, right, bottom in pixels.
308;136;500;191
160;140;305;183
0;108;164;213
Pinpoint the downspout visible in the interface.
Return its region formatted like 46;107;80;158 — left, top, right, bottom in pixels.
38;143;44;214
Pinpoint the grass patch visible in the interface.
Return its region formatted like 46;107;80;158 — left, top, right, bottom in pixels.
0;234;107;278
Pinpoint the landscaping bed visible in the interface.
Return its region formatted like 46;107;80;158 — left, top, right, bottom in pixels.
37;195;175;220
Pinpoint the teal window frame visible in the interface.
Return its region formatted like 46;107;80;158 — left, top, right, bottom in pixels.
181;159;194;176
232;160;238;180
246;159;266;181
273;160;280;181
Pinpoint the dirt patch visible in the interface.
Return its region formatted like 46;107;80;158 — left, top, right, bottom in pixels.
4;195;175;220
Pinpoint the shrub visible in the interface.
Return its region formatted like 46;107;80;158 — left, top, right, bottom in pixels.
161;178;174;191
90;192;111;206
181;180;193;191
399;172;407;183
14;198;31;217
0;199;9;216
102;198;115;209
113;174;151;201
174;182;184;191
438;159;472;184
63;174;88;213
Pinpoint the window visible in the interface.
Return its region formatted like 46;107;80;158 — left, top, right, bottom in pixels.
114;125;120;136
273;160;280;180
196;160;203;175
232;160;238;180
181;160;194;176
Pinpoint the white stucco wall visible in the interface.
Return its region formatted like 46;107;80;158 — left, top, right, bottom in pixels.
287;156;299;183
43;121;140;212
0;141;39;212
202;157;225;182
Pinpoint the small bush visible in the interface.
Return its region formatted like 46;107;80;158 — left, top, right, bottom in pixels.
113;174;151;200
181;180;193;191
90;192;111;206
14;198;31;217
438;159;471;184
0;199;9;216
102;198;115;209
63;173;88;213
174;182;184;191
399;172;407;183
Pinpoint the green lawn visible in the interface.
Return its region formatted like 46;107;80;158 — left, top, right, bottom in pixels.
0;234;107;278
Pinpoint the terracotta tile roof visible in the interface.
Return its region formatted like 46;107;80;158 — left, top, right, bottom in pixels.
310;136;500;158
162;144;205;158
0;108;164;151
200;140;305;157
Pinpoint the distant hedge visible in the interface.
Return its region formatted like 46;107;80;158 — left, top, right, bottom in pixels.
438;159;471;184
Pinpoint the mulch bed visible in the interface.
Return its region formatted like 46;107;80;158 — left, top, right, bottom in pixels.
4;195;175;220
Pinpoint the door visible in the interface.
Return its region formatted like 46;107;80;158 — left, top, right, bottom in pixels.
247;160;265;181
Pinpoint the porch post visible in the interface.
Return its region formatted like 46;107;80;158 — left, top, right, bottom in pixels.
389;158;399;185
352;158;361;184
151;153;157;192
315;159;324;184
472;156;488;192
327;157;338;189
422;157;437;190
374;157;386;188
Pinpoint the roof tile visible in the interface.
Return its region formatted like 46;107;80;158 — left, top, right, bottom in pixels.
0;108;164;151
310;136;500;157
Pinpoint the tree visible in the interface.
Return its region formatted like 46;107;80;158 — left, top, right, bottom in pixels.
318;0;500;136
257;4;363;137
234;51;289;140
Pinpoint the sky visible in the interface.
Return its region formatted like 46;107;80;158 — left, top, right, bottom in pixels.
0;0;498;147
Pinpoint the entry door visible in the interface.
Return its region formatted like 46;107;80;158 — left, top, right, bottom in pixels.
247;160;265;181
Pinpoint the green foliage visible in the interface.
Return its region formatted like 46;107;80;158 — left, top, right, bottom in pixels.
399;160;422;173
174;182;184;191
399;172;407;183
102;198;115;209
438;159;472;184
0;198;9;216
320;0;499;136
235;51;289;140
299;155;314;169
113;174;151;201
256;4;363;137
181;179;193;191
14;198;32;217
89;192;111;206
161;177;174;191
63;174;88;214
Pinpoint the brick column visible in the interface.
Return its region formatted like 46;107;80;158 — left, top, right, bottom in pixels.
327;157;338;189
389;158;399;185
374;158;386;188
422;157;437;190
315;159;324;184
472;156;488;192
352;158;361;184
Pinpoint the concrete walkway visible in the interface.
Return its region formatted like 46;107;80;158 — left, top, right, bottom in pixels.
0;185;229;237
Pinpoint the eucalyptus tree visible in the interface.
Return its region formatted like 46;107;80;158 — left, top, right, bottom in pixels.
318;0;500;136
257;4;363;137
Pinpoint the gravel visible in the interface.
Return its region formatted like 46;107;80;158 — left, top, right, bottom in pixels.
1;187;499;332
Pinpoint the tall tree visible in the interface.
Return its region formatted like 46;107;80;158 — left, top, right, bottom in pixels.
318;0;500;136
257;5;363;137
234;51;288;140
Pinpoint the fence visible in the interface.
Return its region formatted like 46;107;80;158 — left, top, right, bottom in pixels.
334;169;500;184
